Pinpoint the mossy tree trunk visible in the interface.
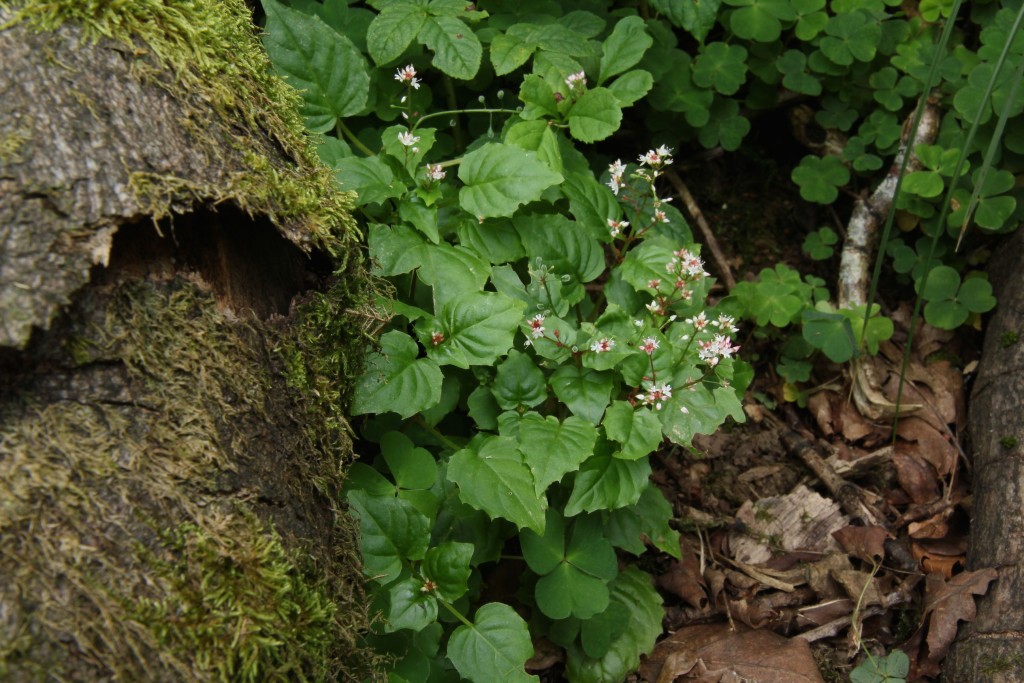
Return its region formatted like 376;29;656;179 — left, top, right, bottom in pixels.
943;229;1024;682
0;3;375;680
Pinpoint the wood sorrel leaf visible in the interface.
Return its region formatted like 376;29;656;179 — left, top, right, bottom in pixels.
518;414;598;494
447;603;537;683
458;143;563;218
351;330;443;418
564;567;663;683
448;435;546;533
604;483;681;558
348;490;431;585
262;0;370;132
381;431;437;491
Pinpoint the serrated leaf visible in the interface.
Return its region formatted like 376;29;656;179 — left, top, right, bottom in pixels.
422;541;473;601
492;350;547;410
456;217;527;264
348;491;431;585
604;483;681;557
562;170;621;239
448;435;546;532
490;32;535;75
458;143;563;218
550;366;615;424
519;414;598;493
514;213;605;283
427;291;526;368
386;577;438;632
351;331;443;418
603;401;664;460
565;568;663;683
333;156;405;205
504;119;563;174
263;0;370;132
567;87;623;143
650;0;721;42
599;16;652;83
660;384;741;445
448;603;537;683
564;455;650;516
367;3;427;65
519;74;559;120
419;15;482;79
607;69;654;106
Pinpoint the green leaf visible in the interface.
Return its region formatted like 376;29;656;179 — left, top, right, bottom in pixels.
777;49;821;96
562;170;621;240
650;0;721;42
567;87;623;143
490;32;535;75
333;156;405;205
386;577;439;632
693;42;748;96
697;97;750;151
791;155;850;204
504;120;563;175
419;15;482;79
918;265;960;301
564;454;650;516
351;331;443;418
448;435;546;532
422;541;474;601
599;16;653;83
604;483;681;557
518;74;559;120
802;310;857;362
660;385;744;445
726;0;795;42
607;69;654;107
381;431;437;490
902;170;944;198
565;567;663;683
518;414;598;493
820;11;880;65
456;217;527;265
603;401;664;460
514;213;605;282
550;366;615;425
447;603;537;683
492;350;547;410
348;491;431;585
366;3;427;65
459;143;563;218
262;0;370;132
427;291;526;368
958;277;996;313
521;509;566;575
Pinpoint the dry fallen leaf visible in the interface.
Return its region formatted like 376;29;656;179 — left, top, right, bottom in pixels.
833;525;889;565
892;450;941;504
658;550;710;612
639;624;825;683
896;416;957;478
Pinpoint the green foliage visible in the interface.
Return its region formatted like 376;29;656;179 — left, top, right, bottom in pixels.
851;649;910;683
259;0;1024;678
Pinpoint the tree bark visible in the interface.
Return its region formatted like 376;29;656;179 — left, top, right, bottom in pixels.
0;3;374;680
943;228;1024;682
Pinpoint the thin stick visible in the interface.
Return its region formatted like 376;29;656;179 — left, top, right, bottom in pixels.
665;169;737;290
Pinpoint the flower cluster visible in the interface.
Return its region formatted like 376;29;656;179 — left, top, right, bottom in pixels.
639;145;673;168
565;71;586;91
697;334;740;366
637;381;672;411
607;218;629;238
395;65;421;89
398;130;420;148
528;314;546;338
607;159;627;196
590;337;615;353
426;164;445;182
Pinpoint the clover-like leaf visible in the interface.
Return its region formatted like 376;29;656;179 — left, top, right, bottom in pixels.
725;0;796;42
777;49;821;96
791;154;850;204
802;309;857;362
527;514;618;619
262;0;370;132
564;567;663;683
697;97;751;151
448;435;546;532
650;0;721;42
693;42;748;95
459;143;563;218
351;331;443;418
820;11;880;65
447;603;537;683
802;226;838;260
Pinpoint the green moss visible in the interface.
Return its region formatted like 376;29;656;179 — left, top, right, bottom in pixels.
3;0;358;260
979;652;1024;675
1001;331;1020;348
0;126;29;164
1000;435;1018;449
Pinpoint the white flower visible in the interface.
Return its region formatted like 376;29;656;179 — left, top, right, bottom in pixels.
565;70;587;90
607;159;626;195
590;337;615;353
608;218;629;237
640;337;659;354
398;130;420;147
395;65;421;89
529;314;546;338
654;209;669;224
686;312;710;331
637;382;673;410
426;164;445;181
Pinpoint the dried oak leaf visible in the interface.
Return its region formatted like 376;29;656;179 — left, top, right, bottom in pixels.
833;525;889;565
912;569;998;674
639;624;824;683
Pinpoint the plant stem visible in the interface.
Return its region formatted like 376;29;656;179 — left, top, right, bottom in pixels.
411;415;463;451
335;119;376;157
413;107;522;132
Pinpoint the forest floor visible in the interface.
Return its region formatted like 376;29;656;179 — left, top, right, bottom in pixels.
573;145;989;682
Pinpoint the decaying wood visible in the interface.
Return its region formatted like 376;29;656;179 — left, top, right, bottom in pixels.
837;96;942;308
943;229;1024;682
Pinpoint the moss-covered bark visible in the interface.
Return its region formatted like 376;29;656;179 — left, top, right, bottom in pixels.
0;1;379;680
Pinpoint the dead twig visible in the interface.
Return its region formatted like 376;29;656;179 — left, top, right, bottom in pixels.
665;169;737;290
